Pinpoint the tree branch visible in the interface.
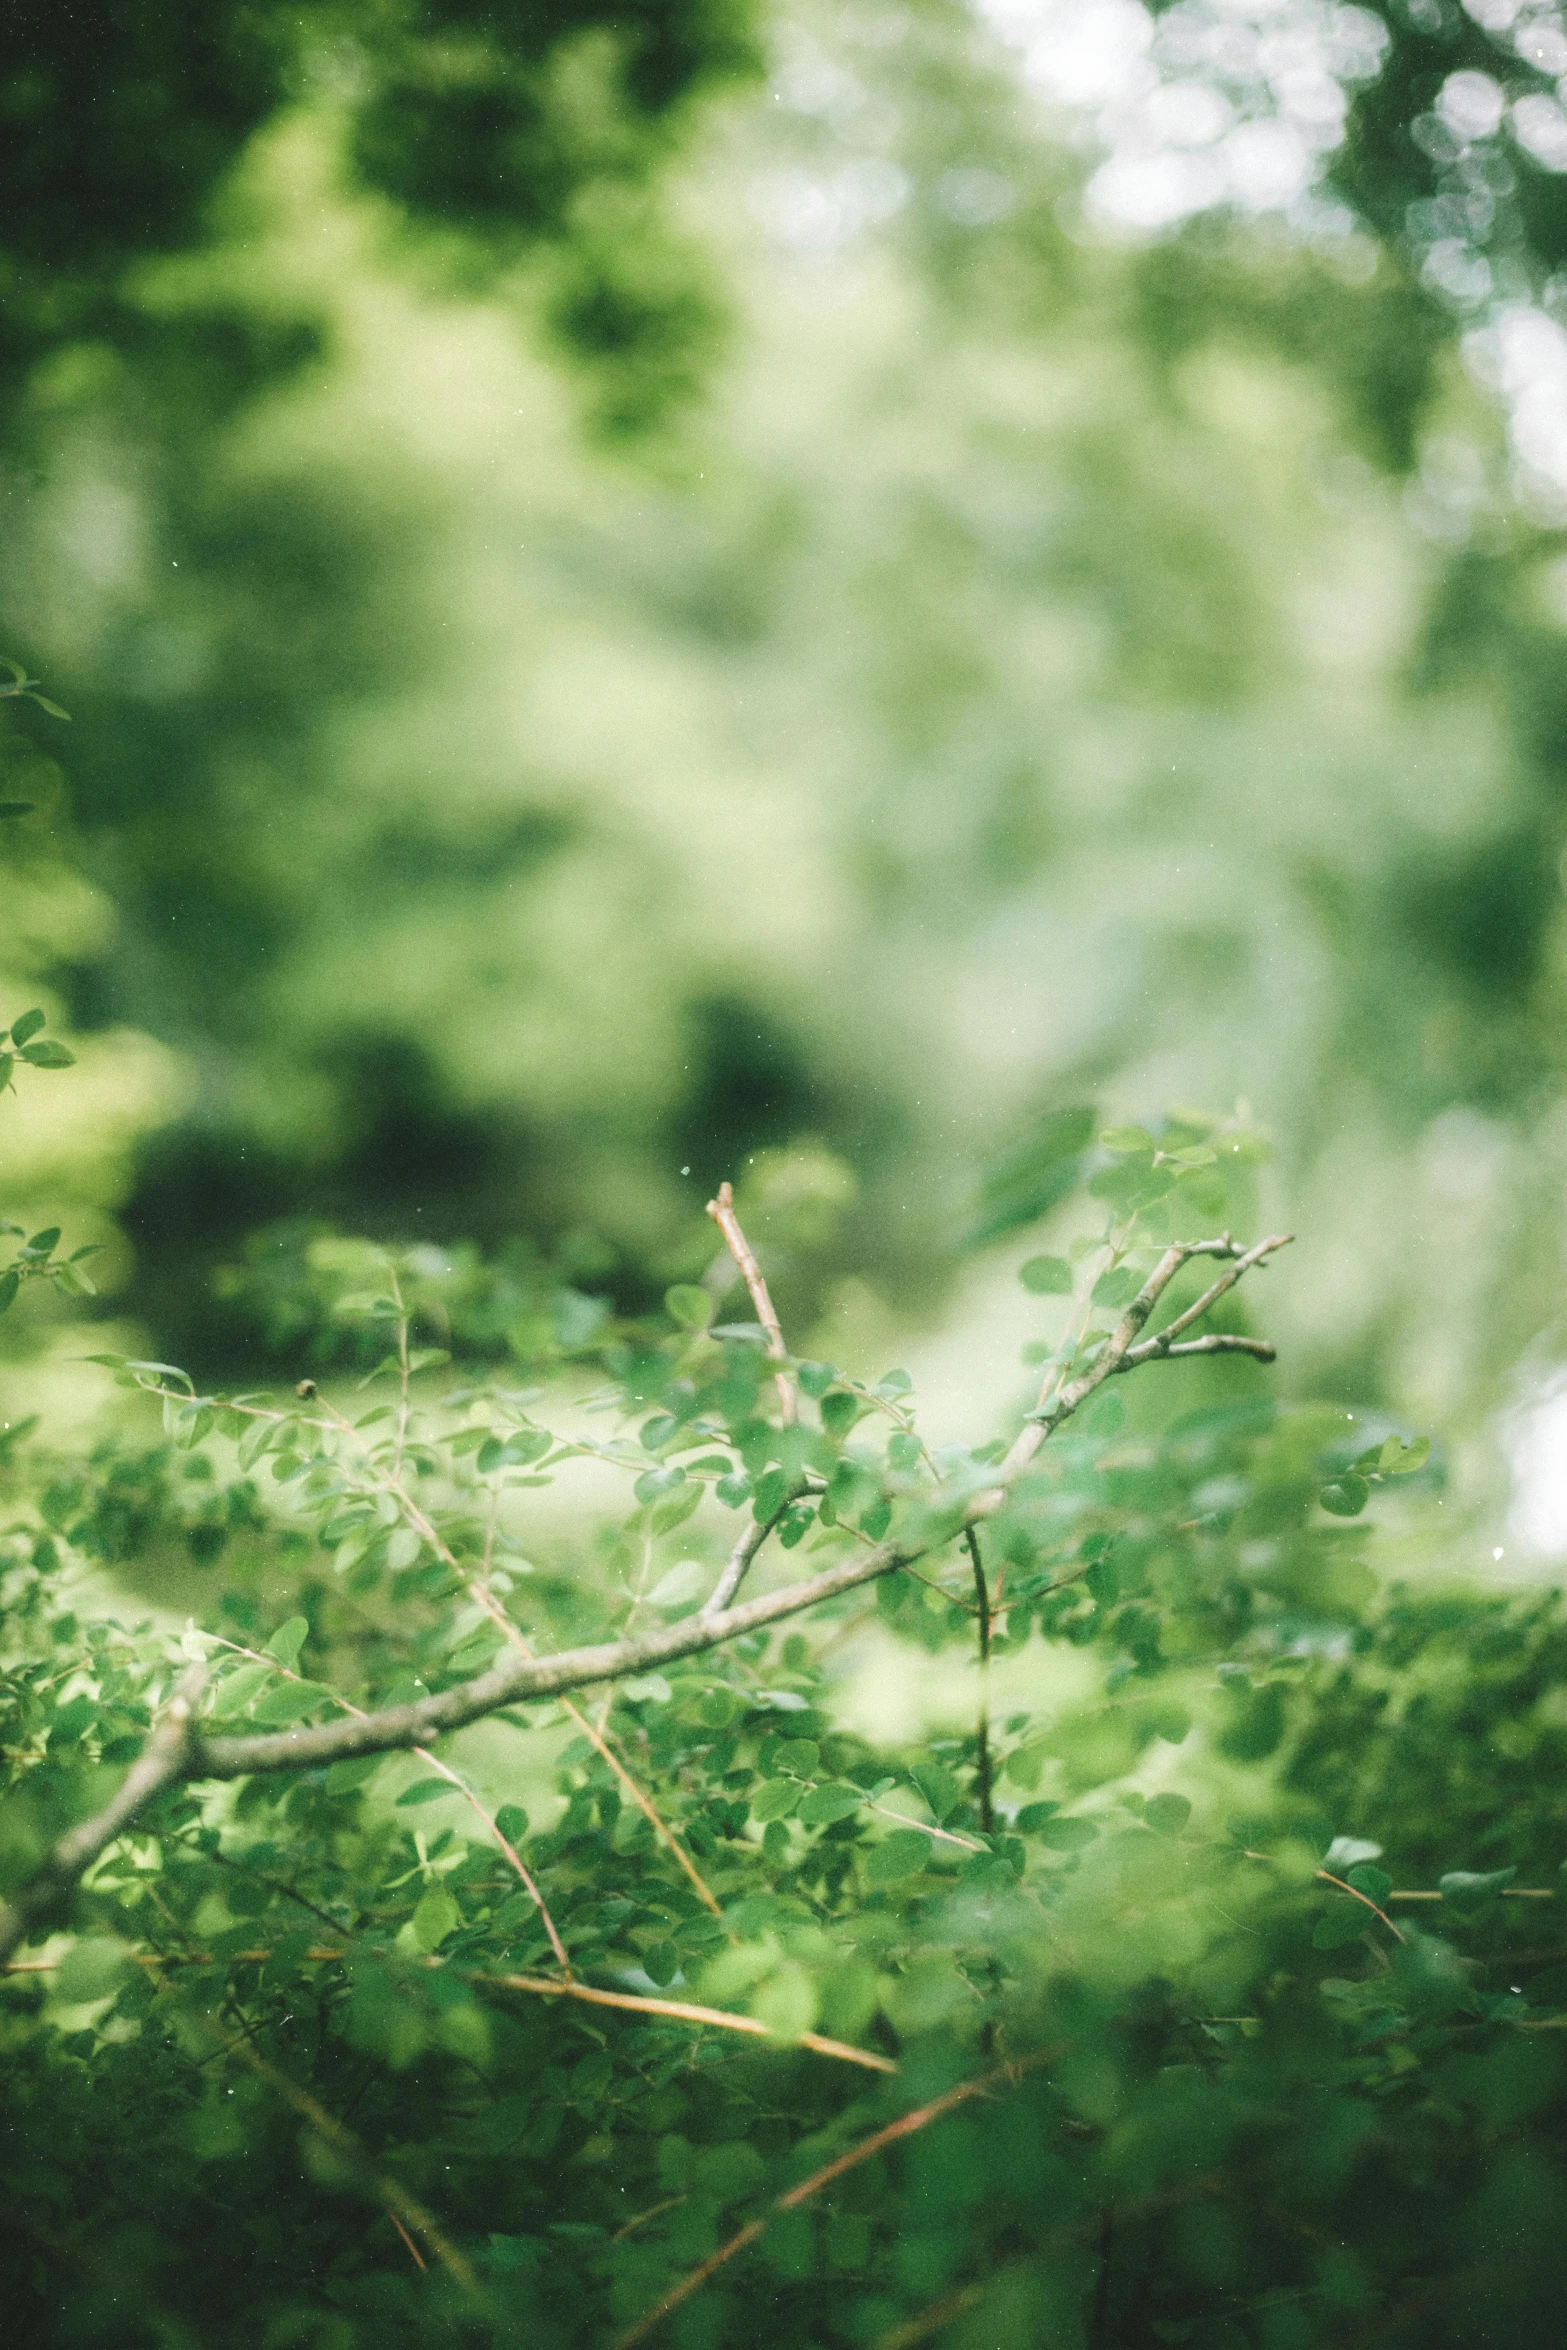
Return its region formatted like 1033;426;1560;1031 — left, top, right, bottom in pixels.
1;1231;1291;1913
703;1499;789;1617
0;1663;206;1964
707;1180;796;1424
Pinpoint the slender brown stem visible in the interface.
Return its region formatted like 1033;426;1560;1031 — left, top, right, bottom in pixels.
486;1972;895;2071
460;1578;723;1917
299;1385;724;1922
706;1180;796;1424
1313;1868;1406;1944
612;2046;1059;2349
208;1632;574;1975
227;2038;476;2289
387;2211;428;2272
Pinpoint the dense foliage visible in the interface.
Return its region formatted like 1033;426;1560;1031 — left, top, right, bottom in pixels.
8;8;1567;2345
6;1055;1567;2350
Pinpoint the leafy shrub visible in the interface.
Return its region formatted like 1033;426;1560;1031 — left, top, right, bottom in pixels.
3;1046;1566;2350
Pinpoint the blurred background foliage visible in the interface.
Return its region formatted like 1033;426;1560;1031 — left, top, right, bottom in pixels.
6;0;1567;1535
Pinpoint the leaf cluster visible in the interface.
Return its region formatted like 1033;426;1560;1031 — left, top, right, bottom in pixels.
4;1104;1564;2348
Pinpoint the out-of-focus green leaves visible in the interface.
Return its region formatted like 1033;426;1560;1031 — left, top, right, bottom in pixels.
965;1109;1098;1248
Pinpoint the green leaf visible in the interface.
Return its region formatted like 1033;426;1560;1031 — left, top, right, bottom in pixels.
621;1675;671;1705
864;1828;932;1882
1036;1816;1099;1850
634;1464;686;1505
1319;1476;1369;1517
411;1886;461;1950
0;1270;18;1315
1378;1434;1431;1476
750;1778;803;1822
910;1760;963;1823
0;801;36;818
1019;1254;1073;1295
210;1663;272;1717
797;1782;864;1826
1440;1867;1516;1912
1524;1965;1567;2008
1346;1864;1393;1906
651;1480;704;1536
19;1039;75;1068
397;1777;458;1807
646;1558;705;1608
28;696;70;721
250;1680;331;1726
324;1756;382;1794
1015;1802;1061;1832
1099;1126;1155;1154
753;1468;790;1519
266;1616;309;1672
665;1284;714;1330
966;1107;1097;1247
776;1739;820;1775
1312;1902;1369;1951
10;1008;45;1046
1091;1267;1138;1307
1144;1794;1192;1837
693;2142;768;2205
57;1937;134;2005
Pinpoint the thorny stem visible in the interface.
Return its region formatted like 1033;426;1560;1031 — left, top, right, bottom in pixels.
706;1180;796;1424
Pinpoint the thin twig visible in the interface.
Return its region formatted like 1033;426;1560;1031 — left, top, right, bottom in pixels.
305;1381;723;1922
387;2211;428;2272
9;1236;1287;1843
1241;1851;1406;1944
207;1631;573;1974
1313;1869;1406;1943
485;1972;896;2071
707;1180;796;1424
612;2046;1059;2349
458;1577;723;1918
704;1501;789;1617
226;2036;477;2289
612;2195;688;2245
0;1663;206;1964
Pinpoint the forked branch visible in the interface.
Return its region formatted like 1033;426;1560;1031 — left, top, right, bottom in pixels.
0;1229;1289;1952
